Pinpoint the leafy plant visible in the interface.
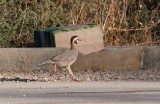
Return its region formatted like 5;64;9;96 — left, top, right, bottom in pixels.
0;0;159;47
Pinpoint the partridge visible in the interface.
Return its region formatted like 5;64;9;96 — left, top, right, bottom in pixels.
39;35;81;81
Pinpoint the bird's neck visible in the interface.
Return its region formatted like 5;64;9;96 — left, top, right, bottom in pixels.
70;43;77;50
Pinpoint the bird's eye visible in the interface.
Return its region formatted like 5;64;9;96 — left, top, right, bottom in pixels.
74;40;77;44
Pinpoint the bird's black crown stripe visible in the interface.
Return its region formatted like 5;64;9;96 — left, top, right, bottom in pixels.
70;35;78;44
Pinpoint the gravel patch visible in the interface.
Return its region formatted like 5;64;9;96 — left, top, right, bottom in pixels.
0;69;160;82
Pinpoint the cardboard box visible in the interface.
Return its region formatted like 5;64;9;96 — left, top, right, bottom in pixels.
34;24;104;54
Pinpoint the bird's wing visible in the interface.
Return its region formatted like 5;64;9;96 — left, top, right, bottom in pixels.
51;49;75;62
50;49;67;60
51;49;78;67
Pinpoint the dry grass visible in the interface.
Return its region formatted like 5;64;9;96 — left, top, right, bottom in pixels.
0;0;159;47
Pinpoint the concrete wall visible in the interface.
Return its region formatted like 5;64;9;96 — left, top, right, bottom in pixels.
0;47;159;71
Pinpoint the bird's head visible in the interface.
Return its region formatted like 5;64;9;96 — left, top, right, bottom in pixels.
70;35;82;44
70;35;82;48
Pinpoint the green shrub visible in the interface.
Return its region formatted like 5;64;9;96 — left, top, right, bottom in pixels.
0;0;159;47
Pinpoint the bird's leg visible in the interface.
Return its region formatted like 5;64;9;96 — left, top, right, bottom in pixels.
66;66;80;82
50;64;57;77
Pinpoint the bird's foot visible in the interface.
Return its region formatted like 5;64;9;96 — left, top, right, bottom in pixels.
49;72;56;78
49;73;54;77
72;77;82;82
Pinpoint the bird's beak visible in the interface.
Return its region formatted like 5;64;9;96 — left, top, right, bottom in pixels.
75;38;82;44
78;38;82;41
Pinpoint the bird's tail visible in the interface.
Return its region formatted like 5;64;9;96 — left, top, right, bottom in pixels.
38;60;55;66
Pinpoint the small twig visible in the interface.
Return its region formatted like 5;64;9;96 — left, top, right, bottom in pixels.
75;3;85;25
119;1;127;28
138;41;160;46
70;10;75;25
19;0;27;38
102;0;116;31
100;0;107;25
111;20;160;32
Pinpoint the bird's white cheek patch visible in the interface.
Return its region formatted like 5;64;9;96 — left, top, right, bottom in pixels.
73;37;78;42
76;40;80;44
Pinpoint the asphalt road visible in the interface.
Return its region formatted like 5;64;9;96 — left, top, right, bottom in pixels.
0;81;160;104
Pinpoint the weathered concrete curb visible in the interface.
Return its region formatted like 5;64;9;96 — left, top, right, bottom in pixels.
142;47;160;69
0;48;65;71
0;47;159;71
73;46;160;71
73;47;143;71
